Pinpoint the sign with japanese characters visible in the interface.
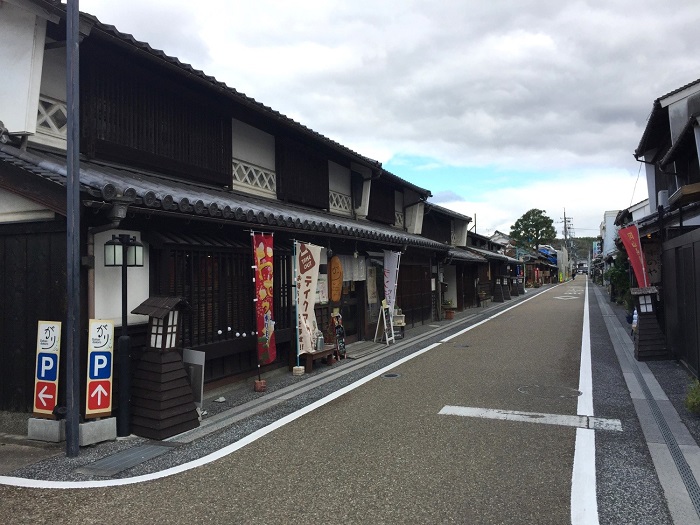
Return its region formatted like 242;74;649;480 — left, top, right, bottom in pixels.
618;224;651;288
295;242;322;354
383;250;401;312
252;232;276;365
85;320;114;418
33;321;62;417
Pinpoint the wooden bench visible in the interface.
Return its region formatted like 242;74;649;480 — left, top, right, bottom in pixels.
296;344;337;373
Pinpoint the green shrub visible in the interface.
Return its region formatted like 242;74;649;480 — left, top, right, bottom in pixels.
685;380;700;414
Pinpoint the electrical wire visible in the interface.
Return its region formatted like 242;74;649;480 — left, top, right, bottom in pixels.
630;161;642;207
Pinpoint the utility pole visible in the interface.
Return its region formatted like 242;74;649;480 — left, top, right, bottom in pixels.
561;209;575;275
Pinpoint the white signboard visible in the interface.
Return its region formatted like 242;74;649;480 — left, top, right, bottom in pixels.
85;320;114;418
33;321;62;417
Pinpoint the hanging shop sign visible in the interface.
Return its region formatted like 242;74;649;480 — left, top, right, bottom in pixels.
253;232;276;365
329;255;343;302
618;224;651;288
295;242;322;354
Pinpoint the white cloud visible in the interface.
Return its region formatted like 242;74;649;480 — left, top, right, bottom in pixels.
78;0;694;228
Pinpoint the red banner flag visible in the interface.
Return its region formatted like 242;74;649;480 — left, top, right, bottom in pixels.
253;233;276;365
618;224;650;288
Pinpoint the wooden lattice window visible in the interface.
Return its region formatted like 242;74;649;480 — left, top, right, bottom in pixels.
37;95;67;139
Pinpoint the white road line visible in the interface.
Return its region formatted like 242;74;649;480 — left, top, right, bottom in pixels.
572;428;598;524
0;284;571;491
571;280;599;525
0;342;443;490
438;405;621;431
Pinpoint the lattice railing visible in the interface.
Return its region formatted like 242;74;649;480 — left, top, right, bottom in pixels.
36;95;67;139
330;190;352;215
395;211;405;228
232;159;276;196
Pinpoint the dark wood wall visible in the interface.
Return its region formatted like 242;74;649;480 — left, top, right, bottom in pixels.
0;221;69;412
80;40;232;186
367;181;396;225
396;258;434;327
664;228;700;372
276;138;329;210
422;213;452;245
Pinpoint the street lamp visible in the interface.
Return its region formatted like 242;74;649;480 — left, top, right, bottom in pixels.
104;234;144;437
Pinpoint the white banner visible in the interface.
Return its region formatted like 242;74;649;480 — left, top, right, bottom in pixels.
295;242;322;354
383;250;401;312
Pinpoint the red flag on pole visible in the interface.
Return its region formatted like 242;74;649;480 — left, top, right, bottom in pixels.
252;233;276;365
618;224;650;287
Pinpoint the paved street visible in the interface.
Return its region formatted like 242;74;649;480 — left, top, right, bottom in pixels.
1;278;697;524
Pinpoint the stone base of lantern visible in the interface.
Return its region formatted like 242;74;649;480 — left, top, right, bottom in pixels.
131;350;200;440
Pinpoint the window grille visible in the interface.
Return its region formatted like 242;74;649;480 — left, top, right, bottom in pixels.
395;211;405;228
639;295;653;313
233;159;276;196
154;244;292;348
330;190;352;215
37;96;68;139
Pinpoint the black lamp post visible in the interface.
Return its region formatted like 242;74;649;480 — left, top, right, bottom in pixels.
104;233;144;437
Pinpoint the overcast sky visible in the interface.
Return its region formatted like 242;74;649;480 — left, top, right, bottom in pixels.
78;0;700;238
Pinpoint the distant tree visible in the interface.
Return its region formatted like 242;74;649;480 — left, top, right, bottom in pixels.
509;209;557;252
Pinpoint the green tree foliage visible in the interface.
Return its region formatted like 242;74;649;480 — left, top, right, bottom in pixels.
509;209;557;251
604;249;632;311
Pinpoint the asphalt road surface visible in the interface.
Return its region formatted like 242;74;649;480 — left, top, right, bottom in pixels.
0;280;674;524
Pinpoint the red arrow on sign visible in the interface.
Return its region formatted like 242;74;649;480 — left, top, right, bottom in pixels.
34;381;57;412
87;380;111;411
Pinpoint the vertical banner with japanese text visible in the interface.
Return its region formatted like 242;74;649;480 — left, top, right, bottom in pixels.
383;250;401;312
295;242;322;354
253;232;276;365
618;224;651;288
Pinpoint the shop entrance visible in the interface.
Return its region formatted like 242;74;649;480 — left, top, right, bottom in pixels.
339;280;364;344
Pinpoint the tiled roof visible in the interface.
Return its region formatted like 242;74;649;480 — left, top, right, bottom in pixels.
0;144;449;251
424;202;473;222
447;248;486;263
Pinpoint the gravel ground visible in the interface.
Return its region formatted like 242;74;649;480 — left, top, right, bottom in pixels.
590;283;673;524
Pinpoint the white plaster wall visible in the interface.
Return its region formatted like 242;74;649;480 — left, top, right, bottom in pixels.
231;119;275;170
0;3;46;134
93;230;150;327
394;191;403;215
329;162;350;193
39;46;66;102
0;188;55;223
453;219;468;246
602;211;619;258
404;202;424;234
